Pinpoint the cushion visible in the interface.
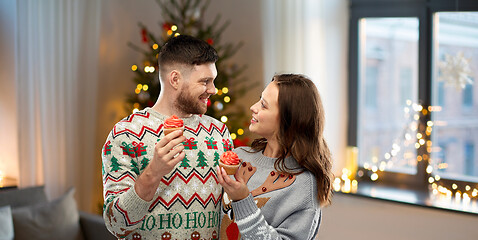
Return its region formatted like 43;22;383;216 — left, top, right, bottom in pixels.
0;186;48;208
0;205;14;240
11;188;84;240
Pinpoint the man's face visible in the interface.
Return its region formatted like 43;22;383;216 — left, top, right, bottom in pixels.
174;63;217;115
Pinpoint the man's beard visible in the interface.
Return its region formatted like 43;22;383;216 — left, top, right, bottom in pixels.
174;86;208;115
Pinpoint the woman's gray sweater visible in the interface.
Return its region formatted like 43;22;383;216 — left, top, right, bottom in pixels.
219;147;322;240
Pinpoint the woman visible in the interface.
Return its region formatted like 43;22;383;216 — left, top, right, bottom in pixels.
217;73;333;240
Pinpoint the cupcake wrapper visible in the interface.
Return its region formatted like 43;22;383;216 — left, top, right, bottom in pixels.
164;127;184;136
219;162;240;175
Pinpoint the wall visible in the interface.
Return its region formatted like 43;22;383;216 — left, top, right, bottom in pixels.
4;3;476;238
320;194;478;239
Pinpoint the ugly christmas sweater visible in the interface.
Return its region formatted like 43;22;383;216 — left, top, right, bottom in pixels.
220;147;322;240
102;108;233;240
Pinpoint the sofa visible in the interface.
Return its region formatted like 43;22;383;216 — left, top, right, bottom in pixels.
0;186;115;240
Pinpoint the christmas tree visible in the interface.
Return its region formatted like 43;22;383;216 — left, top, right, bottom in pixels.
130;160;140;175
110;156;121;172
126;0;254;146
140;157;150;171
180;154;191;169
213;151;220;167
196;150;208;169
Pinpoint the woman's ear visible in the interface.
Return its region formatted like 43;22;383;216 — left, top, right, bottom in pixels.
169;70;181;90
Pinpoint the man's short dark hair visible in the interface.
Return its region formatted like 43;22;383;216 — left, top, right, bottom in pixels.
158;35;218;70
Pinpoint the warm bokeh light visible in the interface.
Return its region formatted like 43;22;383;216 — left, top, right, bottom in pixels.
370;173;379;181
428;177;434;183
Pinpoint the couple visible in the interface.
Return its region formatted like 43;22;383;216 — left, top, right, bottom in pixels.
102;35;333;240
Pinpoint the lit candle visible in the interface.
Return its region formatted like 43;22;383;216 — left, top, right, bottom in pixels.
333;177;341;192
0;170;4;187
341;178;351;193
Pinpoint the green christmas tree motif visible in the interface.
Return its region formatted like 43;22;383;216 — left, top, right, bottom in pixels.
130;159;140;175
196;150;209;169
140;157;150;171
180;154;191;169
110;156;122;172
213;152;220;167
102;163;105;175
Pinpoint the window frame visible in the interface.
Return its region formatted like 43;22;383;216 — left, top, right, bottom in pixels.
348;0;478;192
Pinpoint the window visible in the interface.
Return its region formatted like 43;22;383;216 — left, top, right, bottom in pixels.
347;0;478;214
465;143;475;177
400;67;414;107
437;81;445;106
431;11;478;184
358;17;419;176
364;66;378;109
463;79;473;108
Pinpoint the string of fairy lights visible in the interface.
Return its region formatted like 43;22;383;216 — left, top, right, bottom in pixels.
335;100;478;213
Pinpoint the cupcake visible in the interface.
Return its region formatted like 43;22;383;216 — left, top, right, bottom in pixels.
164;115;184;136
219;151;241;175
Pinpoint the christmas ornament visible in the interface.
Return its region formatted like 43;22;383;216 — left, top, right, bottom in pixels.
438;51;474;90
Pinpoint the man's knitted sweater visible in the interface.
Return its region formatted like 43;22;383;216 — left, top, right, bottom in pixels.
102;108;233;240
220;147;322;240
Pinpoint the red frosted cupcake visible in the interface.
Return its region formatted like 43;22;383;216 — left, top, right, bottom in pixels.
164;115;184;136
219;151;241;175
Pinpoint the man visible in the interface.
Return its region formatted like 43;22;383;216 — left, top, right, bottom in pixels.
102;35;233;240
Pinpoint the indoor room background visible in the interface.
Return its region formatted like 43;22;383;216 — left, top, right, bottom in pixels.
1;0;477;239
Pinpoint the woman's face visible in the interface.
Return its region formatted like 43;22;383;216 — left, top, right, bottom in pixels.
249;82;280;140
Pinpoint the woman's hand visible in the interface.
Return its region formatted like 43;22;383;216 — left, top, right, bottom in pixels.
217;165;250;201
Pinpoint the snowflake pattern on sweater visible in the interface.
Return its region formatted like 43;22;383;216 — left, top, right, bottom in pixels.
102;108;232;240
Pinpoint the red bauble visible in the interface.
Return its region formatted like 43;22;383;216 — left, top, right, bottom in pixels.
162;22;172;30
141;28;148;43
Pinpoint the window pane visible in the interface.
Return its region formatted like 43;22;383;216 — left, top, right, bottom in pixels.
431;12;478;182
463;78;473;107
358;18;419;175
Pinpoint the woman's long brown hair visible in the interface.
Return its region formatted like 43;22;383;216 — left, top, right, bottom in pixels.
250;74;333;206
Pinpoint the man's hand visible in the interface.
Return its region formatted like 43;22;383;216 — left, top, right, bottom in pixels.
135;130;186;201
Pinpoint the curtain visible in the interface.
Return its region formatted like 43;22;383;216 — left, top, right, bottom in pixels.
16;0;101;211
0;0;20;183
261;0;349;172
